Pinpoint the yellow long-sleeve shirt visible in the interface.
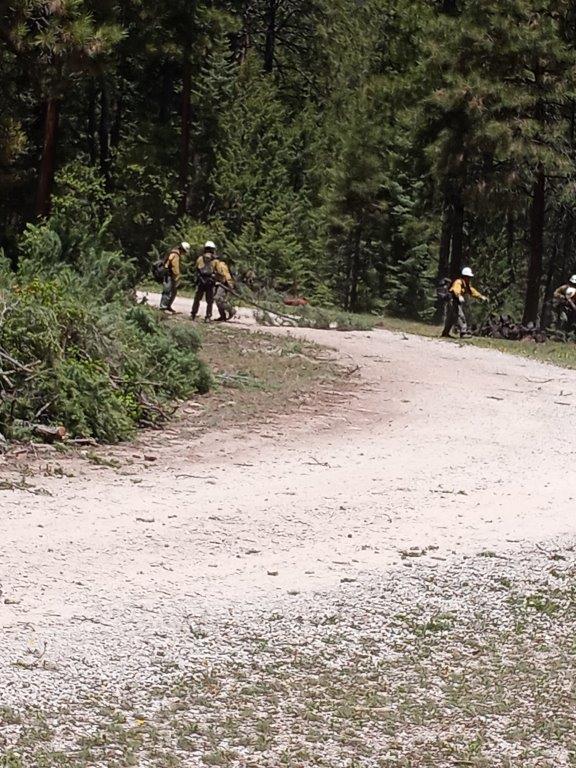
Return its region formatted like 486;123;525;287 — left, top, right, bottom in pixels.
450;278;485;301
214;259;233;286
196;255;233;286
196;255;211;271
554;284;576;301
165;248;181;281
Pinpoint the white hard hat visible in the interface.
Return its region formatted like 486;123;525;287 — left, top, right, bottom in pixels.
569;274;576;284
181;241;191;253
461;267;474;277
204;240;217;250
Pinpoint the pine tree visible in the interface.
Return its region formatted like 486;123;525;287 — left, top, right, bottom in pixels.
323;89;386;311
420;0;576;323
213;59;295;234
1;0;122;218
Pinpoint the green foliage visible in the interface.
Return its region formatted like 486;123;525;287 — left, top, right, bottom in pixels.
4;0;576;327
213;60;295;234
385;179;434;319
252;200;309;287
110;142;181;265
0;277;210;443
51;162;111;248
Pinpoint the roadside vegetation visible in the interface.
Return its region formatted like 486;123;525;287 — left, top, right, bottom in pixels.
376;313;576;371
0;214;210;445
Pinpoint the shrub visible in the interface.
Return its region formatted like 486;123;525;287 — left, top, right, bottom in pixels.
0;277;210;442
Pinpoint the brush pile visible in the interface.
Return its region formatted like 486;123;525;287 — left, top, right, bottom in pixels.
475;314;572;343
0;278;210;444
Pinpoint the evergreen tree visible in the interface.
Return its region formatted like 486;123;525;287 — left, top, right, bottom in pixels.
0;0;122;218
213;59;295;234
420;0;576;323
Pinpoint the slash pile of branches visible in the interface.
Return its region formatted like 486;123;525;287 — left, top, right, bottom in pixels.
474;314;573;343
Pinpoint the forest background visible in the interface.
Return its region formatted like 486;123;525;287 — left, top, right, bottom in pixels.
3;0;576;325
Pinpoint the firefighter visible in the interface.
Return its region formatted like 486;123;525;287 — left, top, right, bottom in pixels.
191;241;217;322
213;255;236;322
553;275;576;330
159;241;190;312
441;267;488;338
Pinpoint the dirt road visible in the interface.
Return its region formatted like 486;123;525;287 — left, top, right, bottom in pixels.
2;294;575;632
1;294;575;765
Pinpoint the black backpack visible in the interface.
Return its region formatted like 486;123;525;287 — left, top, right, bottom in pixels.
151;258;168;283
197;257;215;286
436;278;452;303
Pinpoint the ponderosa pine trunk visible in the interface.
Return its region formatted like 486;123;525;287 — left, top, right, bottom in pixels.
35;98;61;218
434;191;453;319
99;76;112;189
449;187;464;278
264;0;276;73
178;34;192;216
542;237;559;328
237;0;254;64
349;222;363;312
523;170;546;325
437;192;452;279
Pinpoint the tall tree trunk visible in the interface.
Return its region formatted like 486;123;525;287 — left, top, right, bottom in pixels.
264;0;276;73
437;192;452;280
87;80;98;163
159;64;173;125
237;0;254;64
434;191;453;319
349;221;363;312
178;34;193;216
35;98;61;219
441;0;458;13
542;236;559;328
523;169;546;325
99;76;112;189
449;187;464;278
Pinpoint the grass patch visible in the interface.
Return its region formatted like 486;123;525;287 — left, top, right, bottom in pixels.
462;336;576;370
376;314;576;370
173;319;347;433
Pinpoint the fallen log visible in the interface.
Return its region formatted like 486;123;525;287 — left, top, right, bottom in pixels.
33;424;68;443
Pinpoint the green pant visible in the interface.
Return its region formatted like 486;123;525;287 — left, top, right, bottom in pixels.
214;284;234;320
160;275;178;310
442;297;468;336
